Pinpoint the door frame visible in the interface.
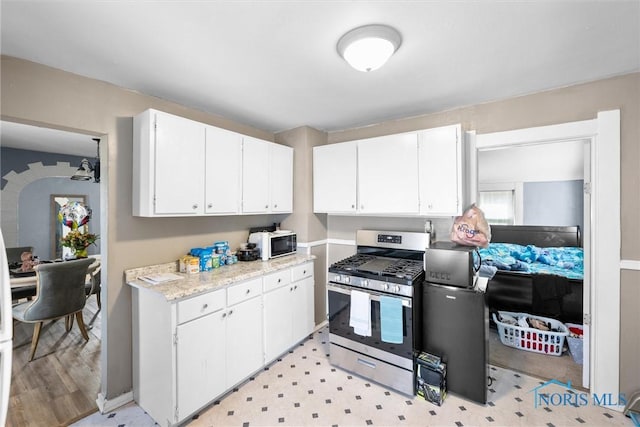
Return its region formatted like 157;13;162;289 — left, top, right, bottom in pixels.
470;110;621;408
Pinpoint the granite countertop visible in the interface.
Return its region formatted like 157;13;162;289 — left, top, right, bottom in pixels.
125;253;315;301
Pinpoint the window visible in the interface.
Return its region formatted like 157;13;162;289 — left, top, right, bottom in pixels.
478;190;515;225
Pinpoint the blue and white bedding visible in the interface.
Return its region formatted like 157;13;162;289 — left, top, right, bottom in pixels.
478;243;583;280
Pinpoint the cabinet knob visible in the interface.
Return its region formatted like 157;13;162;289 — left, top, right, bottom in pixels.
294;285;298;290
202;304;208;310
207;203;213;208
245;289;250;295
351;204;355;209
192;204;198;209
228;309;234;316
277;278;281;283
222;312;227;318
303;270;306;274
265;205;269;209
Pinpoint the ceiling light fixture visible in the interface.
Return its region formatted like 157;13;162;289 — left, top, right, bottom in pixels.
71;138;101;183
337;24;402;72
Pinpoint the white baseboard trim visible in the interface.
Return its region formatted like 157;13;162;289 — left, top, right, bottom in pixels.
327;238;356;246
621;259;640;271
297;239;328;248
96;391;134;414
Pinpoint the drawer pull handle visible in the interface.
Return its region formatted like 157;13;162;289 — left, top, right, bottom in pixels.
357;358;376;369
245;289;250;294
303;270;306;274
202;304;208;310
228;309;233;316
294;285;298;290
222;312;227;318
278;278;281;283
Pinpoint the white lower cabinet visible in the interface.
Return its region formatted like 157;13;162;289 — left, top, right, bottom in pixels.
132;261;314;426
263;262;315;363
176;309;226;419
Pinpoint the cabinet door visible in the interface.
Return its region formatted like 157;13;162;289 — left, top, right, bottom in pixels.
313;142;357;213
205;126;242;214
242;137;270;213
291;276;314;344
263;284;292;363
154;111;205;215
269;143;293;213
418;124;462;216
225;295;263;387
357;133;419;214
176;310;226;419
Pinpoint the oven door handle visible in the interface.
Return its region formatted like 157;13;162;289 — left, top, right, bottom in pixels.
327;283;412;308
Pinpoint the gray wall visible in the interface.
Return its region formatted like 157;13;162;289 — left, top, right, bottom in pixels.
18;177;101;259
523;180;583;230
1;146;87;189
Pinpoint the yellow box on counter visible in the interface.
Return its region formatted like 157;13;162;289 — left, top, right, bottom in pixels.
179;255;200;274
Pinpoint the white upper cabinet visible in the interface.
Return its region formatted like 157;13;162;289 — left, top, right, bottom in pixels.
205;126;242;215
313;141;357;213
312;125;463;217
242;136;270;213
418;124;463;216
133;109;206;216
133;109;292;217
242;136;293;214
357;133;419;214
269;142;293;213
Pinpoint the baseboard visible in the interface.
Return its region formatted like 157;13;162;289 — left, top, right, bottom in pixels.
96;391;134;414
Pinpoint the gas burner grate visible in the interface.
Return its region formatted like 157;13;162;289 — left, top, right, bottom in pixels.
381;259;424;280
329;254;377;271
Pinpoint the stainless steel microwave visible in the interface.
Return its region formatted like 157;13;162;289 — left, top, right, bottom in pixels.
248;231;297;261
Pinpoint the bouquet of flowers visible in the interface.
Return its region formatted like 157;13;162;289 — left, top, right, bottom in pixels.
61;230;99;258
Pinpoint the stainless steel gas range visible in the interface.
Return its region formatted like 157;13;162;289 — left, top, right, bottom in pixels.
327;229;429;396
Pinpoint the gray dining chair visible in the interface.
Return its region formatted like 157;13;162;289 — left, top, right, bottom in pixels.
12;258;94;361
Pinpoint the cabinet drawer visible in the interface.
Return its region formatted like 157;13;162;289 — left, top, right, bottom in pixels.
177;289;225;324
228;277;262;306
263;270;291;293
291;262;313;282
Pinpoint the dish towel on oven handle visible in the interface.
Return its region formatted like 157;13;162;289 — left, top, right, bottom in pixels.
380;295;403;344
349;289;372;337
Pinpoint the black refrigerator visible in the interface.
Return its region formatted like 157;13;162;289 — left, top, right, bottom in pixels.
421;282;489;404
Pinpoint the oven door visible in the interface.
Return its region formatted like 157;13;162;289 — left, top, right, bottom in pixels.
327;282;414;363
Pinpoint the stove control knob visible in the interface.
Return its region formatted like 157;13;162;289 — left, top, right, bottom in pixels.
362;280;368;287
344;276;350;284
395;285;401;293
383;284;389;291
334;275;341;282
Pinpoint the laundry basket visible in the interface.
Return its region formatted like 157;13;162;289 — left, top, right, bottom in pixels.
492;311;568;356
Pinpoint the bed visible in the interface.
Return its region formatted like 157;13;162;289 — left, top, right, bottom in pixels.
482;225;583;324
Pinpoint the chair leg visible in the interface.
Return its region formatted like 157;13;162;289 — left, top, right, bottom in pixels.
65;315;75;331
29;322;43;362
96;291;101;310
75;311;90;341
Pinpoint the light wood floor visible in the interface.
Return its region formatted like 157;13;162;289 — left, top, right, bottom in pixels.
7;296;101;427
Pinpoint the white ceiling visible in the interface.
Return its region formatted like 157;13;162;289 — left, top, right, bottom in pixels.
1;1;639;153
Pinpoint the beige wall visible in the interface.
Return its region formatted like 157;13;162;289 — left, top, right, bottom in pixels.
2;55;638;401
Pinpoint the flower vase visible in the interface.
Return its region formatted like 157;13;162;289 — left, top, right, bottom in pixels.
74;248;88;259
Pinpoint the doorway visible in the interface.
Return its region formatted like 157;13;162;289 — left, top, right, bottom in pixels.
0;120;107;425
471;110;621;406
476;139;588;388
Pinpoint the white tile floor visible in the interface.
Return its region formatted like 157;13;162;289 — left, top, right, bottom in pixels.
73;327;634;427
